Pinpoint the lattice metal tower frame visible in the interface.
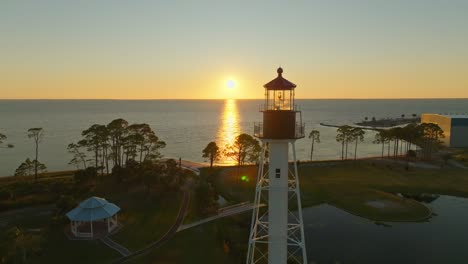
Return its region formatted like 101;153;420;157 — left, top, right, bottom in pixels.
247;68;307;264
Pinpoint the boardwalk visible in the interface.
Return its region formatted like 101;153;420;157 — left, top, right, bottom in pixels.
177;203;265;232
101;236;131;257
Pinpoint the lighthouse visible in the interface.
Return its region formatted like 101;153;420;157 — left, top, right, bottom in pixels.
247;68;307;264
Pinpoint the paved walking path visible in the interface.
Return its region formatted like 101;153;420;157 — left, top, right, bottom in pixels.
100;236;131;257
448;159;467;169
177;203;265;232
162;158;206;175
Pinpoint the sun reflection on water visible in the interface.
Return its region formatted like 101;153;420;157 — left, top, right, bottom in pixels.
217;99;240;164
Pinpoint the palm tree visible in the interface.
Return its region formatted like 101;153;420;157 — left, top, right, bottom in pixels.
351;127;365;160
308;130;320;161
202;141;220;168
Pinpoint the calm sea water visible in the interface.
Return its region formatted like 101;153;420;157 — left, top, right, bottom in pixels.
0;99;467;177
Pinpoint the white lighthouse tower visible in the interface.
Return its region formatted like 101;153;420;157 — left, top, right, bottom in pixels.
247;67;307;264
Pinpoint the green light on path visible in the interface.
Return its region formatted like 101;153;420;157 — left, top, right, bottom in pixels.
241;175;249;182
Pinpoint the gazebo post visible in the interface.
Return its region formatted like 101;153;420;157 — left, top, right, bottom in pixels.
107;217;110;233
90;220;93;237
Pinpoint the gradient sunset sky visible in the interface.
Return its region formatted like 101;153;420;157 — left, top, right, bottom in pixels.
1;0;467;99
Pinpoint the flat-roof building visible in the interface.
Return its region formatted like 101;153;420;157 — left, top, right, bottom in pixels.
421;114;468;148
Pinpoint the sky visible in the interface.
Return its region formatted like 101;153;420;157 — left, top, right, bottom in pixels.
1;0;467;99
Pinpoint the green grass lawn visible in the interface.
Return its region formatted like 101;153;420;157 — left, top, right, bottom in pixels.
0;179;183;263
452;148;468;166
33;226;120;264
3;160;468;263
211;161;468;222
128;214;250;264
111;190;182;251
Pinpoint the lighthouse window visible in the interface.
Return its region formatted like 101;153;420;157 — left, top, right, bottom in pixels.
275;168;281;178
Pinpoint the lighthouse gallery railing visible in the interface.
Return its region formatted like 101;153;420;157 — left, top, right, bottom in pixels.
254;122;305;139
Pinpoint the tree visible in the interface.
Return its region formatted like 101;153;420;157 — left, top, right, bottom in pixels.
401;114;405;119
0;132;13;148
139;160;162;193
194;180;219;216
81;124;109;176
224;133;261;166
420;123;445;160
203;142;220;168
308;130;320;161
15;158;46;177
67;143;88;169
351;127;365;160
74;167;97;185
373;130;388;159
27;128;44;181
162;159;183;189
107;119;129;167
336;125;352;160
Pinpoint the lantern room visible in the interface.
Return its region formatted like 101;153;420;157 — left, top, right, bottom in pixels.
254;68;304;139
263;67;296;111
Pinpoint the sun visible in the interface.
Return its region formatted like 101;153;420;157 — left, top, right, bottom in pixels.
226;79;236;89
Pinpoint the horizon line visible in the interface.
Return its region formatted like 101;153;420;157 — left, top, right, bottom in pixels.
1;97;468;101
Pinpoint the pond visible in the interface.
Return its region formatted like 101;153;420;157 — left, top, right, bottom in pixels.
304;195;468;263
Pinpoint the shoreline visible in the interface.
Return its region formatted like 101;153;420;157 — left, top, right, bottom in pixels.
0;155;443;179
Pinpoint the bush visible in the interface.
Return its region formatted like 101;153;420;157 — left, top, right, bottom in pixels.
407;150;417;158
74;167;97;185
56;195;77;215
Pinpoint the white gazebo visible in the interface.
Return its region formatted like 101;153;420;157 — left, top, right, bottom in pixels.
66;196;120;238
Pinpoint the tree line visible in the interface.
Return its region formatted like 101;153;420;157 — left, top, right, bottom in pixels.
309;123;444;162
67;118;166;175
202;133;262;168
373;123;444;160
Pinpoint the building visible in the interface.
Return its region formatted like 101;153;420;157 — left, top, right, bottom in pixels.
421;114;468;148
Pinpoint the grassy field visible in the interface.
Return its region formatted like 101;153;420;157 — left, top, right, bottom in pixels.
128;214;251;264
0;174;75;211
452;148;468;166
2;160;468;263
212;160;468;222
111;190;183;251
0;176;184;263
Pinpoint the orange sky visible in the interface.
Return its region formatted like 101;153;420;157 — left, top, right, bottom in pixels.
1;1;468;99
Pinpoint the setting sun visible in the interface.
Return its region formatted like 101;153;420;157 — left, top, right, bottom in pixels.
226;79;236;89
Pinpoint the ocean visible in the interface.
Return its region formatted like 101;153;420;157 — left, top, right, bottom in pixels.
1;99;467;177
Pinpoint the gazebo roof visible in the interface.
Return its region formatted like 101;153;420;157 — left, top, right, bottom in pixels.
66;197;120;222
